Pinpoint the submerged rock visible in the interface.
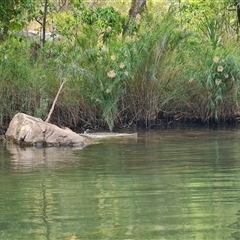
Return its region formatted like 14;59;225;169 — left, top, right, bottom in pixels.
5;113;92;148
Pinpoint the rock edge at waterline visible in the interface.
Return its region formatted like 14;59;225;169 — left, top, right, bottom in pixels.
5;113;92;148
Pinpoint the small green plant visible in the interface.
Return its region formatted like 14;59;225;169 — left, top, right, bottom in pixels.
198;15;222;49
206;55;240;120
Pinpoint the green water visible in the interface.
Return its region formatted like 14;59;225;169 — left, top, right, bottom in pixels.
1;128;240;240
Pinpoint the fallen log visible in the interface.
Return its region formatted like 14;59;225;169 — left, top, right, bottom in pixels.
81;131;137;139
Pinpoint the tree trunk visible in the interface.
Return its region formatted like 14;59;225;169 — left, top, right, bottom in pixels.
129;0;146;18
237;5;240;40
124;0;146;34
228;1;240;39
42;0;48;46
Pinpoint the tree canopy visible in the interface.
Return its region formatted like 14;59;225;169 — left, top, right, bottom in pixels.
0;0;32;40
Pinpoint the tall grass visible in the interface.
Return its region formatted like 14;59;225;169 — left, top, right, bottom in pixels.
1;6;240;131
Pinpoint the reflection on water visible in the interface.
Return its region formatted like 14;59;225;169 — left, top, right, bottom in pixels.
6;144;82;171
1;128;240;239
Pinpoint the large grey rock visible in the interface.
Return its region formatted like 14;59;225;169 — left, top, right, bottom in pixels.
5;113;92;147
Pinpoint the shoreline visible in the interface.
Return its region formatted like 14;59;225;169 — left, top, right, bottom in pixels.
1;118;239;136
1;120;239;144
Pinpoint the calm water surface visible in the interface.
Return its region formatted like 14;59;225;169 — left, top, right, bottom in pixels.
1;128;240;240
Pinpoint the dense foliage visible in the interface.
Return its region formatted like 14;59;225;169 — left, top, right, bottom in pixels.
1;0;240;132
0;0;31;40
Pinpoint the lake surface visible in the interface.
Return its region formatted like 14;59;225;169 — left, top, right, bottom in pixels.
1;128;240;240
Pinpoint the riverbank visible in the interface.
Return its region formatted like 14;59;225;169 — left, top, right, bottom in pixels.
1;5;240;132
1;116;239;138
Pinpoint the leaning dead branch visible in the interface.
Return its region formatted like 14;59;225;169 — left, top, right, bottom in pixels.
45;79;67;123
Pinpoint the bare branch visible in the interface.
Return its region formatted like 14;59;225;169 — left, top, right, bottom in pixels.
45;79;67;123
